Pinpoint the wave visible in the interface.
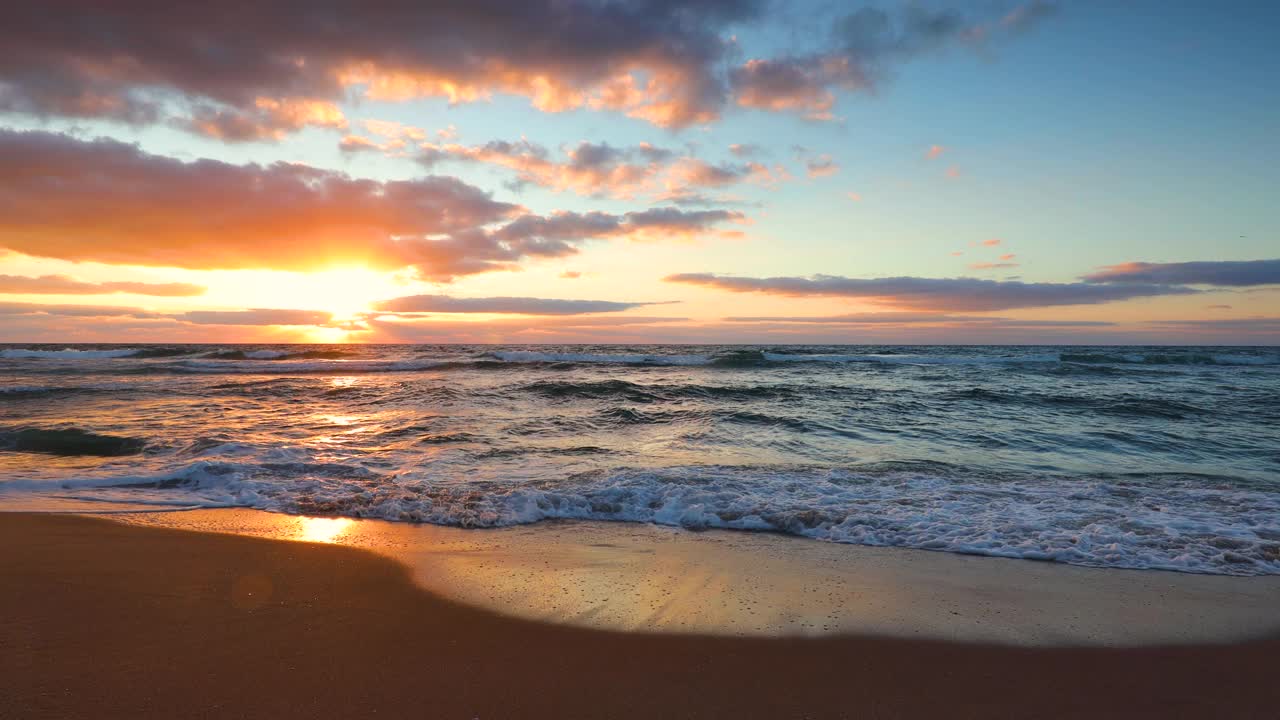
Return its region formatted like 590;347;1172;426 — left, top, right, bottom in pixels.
519;379;799;403
763;351;1059;365
0;427;147;456
156;358;449;374
487;350;713;366
5;462;1278;575
201;349;360;360
942;388;1207;420
0;346;363;362
1060;351;1277;366
0;348;143;359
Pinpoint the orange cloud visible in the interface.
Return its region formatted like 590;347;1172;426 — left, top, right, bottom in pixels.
0;130;744;281
0;274;205;297
926;145;947;159
184;98;348;142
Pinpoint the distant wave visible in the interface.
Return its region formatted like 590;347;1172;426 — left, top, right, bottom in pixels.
0;427;147;456
487;350;713;365
0;348;144;359
1060;351;1276;366
200;349;361;360
4;346;1275;374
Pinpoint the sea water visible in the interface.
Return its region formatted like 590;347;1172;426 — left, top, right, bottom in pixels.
1;343;1277;575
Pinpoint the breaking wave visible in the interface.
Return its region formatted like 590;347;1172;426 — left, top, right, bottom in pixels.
6;460;1278;575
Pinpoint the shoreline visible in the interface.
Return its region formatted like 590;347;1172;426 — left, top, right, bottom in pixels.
4;512;1280;719
111;507;1280;645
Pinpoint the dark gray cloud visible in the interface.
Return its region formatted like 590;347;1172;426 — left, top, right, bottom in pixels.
723;313;1114;327
493;208;745;246
373;295;668;315
0;0;765;134
665;273;1197;311
0;274;205;297
417;139;777;200
731;2;1057;118
1084;259;1280;286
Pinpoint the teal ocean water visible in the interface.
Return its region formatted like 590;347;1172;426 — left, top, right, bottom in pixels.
2;343;1278;574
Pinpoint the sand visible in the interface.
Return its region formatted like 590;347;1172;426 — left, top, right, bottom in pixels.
4;513;1280;719
116;508;1280;645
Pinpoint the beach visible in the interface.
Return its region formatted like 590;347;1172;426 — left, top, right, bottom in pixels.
4;512;1280;719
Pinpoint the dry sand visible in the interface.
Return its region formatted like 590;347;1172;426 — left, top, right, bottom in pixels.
3;512;1280;719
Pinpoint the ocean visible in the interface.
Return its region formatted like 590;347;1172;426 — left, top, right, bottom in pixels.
2;343;1277;575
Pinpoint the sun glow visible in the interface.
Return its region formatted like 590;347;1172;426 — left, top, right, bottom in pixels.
200;266;406;320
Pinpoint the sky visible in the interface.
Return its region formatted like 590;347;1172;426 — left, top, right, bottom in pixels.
0;0;1277;344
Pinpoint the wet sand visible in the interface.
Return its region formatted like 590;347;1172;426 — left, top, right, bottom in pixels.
118;508;1280;645
4;513;1280;719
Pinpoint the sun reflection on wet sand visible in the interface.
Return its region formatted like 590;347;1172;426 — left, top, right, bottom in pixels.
296;516;353;544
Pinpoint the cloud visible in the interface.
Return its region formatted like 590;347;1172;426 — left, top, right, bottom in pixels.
730;3;1056;119
1083;259;1280;286
999;253;1016;261
728;143;763;157
982;238;1002;246
1143;317;1280;334
0;302;157;319
0;0;765;134
419;140;662;199
372;294;669;315
181;98;347;141
0;130;743;281
926;145;947;159
0;301;329;326
1001;1;1059;33
804;155;839;179
722;313;1114;328
418;139;782;200
363;120;429;142
0;274;205;297
177;309;332;326
968;262;1020;270
664;273;1198;311
491;207;747;246
338;134;393;154
560;271;582;279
